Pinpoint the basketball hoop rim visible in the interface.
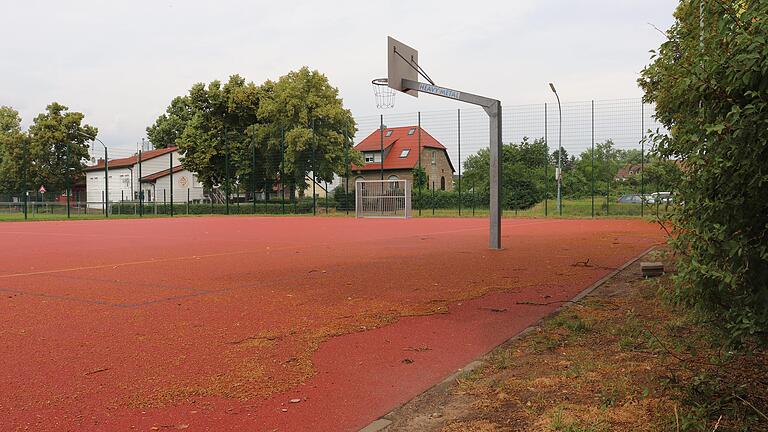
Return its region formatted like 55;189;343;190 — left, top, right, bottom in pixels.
371;78;389;86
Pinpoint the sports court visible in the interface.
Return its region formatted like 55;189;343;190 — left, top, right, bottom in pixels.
0;216;664;431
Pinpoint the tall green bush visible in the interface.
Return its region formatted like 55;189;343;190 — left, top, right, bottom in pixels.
639;0;768;344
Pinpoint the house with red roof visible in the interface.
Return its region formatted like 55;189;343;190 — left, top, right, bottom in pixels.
84;147;204;207
346;126;455;191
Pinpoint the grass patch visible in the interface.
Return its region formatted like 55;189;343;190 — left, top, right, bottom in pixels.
432;247;768;431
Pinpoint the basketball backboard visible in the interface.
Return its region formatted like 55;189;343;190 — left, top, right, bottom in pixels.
387;36;419;97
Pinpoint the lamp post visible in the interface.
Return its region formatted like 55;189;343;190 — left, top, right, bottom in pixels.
549;83;562;216
76;131;109;218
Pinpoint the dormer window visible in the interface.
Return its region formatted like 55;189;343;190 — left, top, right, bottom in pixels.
399;149;410;158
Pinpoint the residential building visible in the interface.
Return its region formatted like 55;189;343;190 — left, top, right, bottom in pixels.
345;126;455;191
84;147;204;207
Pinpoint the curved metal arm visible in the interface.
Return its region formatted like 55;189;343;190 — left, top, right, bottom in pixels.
74;130;107;150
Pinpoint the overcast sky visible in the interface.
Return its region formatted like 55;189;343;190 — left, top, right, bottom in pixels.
1;0;678;157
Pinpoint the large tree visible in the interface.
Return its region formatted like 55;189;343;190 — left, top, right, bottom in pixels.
0;104;95;194
148;69;360;199
27;103;97;193
639;0;768;344
256;67;358;198
0;106;28;192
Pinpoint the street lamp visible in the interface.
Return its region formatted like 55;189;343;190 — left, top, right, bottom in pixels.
549;83;562;216
76;131;109;217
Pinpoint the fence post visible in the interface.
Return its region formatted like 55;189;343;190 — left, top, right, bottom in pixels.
120;190;124;215
312;119;317;216
472;181;475;216
457;109;462;216
344;131;350;216
606;179;610;216
418;112;422;216
281;127;285;215
187;188;190;215
224;126;230;215
163;189;166;213
66;142;71;219
104;146;109;218
138;149;143;217
325;181;328;214
591;100;595;218
169;151;174;217
544;103;548;217
640;101;645;218
102;190;105;215
252;141;257;214
432;181;435;216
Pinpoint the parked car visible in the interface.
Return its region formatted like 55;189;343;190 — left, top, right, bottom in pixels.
617;194;643;204
646;192;673;204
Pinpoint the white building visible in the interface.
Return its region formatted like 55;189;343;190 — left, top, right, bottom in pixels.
84;147;205;208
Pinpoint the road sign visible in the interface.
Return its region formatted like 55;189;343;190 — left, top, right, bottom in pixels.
38;185;46;194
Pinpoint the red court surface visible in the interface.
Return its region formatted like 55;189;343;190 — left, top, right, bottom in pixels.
0;216;665;431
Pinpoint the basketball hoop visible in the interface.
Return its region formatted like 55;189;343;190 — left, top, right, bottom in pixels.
372;78;395;109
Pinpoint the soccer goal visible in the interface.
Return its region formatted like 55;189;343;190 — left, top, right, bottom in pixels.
355;179;411;218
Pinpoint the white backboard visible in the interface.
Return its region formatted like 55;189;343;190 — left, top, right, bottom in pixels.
387;36;419;98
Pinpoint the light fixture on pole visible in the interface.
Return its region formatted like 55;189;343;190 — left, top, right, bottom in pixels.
549;83;562;216
75;131;109;218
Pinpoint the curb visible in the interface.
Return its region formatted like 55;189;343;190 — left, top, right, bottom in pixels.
358;245;657;432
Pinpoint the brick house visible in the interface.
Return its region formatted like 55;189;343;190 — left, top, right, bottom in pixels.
615;163;643;181
345;126;455;191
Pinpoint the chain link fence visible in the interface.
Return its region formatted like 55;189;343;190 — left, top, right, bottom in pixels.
1;97;675;221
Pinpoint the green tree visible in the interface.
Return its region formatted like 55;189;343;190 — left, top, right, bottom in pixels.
639;0;768;344
256;67;359;199
24;103;96;194
0;106;29;193
463;137;548;209
146;96;192;149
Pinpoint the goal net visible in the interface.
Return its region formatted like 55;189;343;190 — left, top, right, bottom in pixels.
355;179;411;218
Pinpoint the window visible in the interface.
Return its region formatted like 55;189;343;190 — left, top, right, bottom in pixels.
408;128;416;135
385;130;393;137
365;153;375;163
440;176;446;191
399;149;410;158
388;175;400;189
431;150;437;165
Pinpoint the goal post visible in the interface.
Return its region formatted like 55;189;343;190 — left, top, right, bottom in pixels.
355;179;411;218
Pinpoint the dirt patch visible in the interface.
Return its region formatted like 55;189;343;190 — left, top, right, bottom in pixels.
381;247;768;431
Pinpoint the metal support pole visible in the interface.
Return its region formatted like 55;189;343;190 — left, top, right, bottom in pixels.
591;100;595;218
400;78;502;249
325;181;329;214
252;142;257;214
458;109;461;216
187;188;190;215
487;100;502;249
169;151;174;217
